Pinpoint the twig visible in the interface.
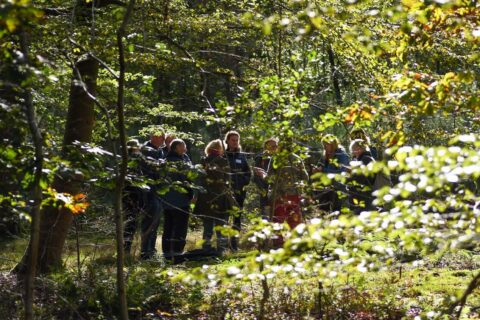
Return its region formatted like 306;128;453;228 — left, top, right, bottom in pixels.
447;271;480;318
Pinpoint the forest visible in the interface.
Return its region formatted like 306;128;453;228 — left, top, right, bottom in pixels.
1;0;480;319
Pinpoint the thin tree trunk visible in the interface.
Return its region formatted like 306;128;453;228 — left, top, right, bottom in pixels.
19;27;44;320
327;43;343;106
115;1;136;319
14;56;99;275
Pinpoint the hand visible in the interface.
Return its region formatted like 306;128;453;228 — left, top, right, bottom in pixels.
254;167;267;179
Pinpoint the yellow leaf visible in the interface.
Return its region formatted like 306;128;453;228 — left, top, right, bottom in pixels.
6;18;18;32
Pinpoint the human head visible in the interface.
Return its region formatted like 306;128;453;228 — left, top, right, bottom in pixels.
350;128;371;144
349;139;369;159
150;130;165;149
224;130;241;151
204;139;224;156
263;138;278;154
169;139;187;156
321;134;340;156
127;139;140;155
165;133;177;149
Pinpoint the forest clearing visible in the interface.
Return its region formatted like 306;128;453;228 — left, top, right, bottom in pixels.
1;0;480;319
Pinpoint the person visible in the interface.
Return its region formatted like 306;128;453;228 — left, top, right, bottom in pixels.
162;132;177;155
194;139;236;254
139;131;166;260
161;139;195;257
348;139;376;213
224;131;251;251
312;134;350;211
123;139;147;255
350;128;378;160
142;131;166;160
253;138;278;219
267;140;309;246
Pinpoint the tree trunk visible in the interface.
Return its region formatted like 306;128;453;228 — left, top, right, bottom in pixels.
327;43;343;106
14;56;98;275
115;1;136;319
18;27;44;320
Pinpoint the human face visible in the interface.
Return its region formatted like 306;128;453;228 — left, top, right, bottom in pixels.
151;134;165;148
175;143;187;156
227;134;240;150
323;143;336;157
351;146;364;159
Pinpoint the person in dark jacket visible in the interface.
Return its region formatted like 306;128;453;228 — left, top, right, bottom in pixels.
194;139;236;254
162;132;177;155
224;130;251;251
161;139;195;257
312;134;350;211
350;128;378;160
123;139;147;255
348;139;376;213
139;131;166;259
318;134;350;173
253;138;278;219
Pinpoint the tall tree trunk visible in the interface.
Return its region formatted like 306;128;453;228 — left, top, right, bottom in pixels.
14;56;99;275
115;1;136;319
327;43;343;106
18;27;44;320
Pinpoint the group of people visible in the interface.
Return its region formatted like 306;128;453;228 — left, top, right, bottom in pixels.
123;127;383;259
123;130;250;259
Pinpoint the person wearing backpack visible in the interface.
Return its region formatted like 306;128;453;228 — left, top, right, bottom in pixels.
194;139;236;255
348;139;376;214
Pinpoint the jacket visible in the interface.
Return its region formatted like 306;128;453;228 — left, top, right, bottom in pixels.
225;150;251;194
322;148;350;173
140;141;166;181
350;151;375;188
253;152;272;191
161;151;195;210
194;155;236;217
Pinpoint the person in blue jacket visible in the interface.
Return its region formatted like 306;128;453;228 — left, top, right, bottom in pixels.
161;139;195;257
348;139;376;213
312;134;350;211
224;130;251;251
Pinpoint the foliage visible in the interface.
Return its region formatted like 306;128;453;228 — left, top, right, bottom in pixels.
1;0;480;318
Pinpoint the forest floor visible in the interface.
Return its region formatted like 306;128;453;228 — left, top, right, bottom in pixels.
1;224;480;319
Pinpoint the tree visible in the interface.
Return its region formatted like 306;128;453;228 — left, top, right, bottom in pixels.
14;55;99;275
